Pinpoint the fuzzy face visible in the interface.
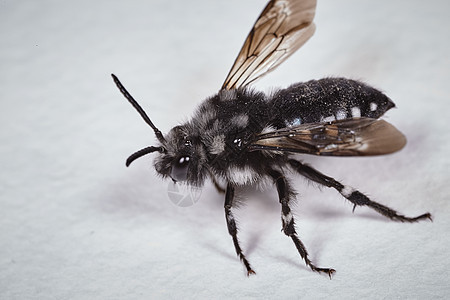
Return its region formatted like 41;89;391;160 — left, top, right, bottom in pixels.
153;125;208;187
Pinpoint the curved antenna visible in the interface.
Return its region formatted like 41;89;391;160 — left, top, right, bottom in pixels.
126;146;164;167
111;74;166;144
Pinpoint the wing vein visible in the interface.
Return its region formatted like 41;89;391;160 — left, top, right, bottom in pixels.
222;0;317;90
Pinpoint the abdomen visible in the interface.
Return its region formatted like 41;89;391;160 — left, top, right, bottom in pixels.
268;78;395;128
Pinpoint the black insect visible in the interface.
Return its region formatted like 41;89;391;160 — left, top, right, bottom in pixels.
112;0;431;277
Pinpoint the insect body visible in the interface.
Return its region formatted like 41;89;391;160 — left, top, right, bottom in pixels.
112;0;431;277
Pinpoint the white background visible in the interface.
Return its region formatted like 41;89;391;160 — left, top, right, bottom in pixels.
1;0;449;298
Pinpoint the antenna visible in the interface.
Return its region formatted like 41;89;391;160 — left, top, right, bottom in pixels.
111;74;166;144
126;146;164;167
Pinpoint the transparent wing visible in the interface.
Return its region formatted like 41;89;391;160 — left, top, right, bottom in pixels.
249;118;407;156
222;0;317;90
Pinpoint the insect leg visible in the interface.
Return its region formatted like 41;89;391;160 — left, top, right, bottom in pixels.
288;159;432;222
224;183;255;276
268;169;335;278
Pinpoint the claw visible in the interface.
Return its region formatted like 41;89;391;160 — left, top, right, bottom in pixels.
313;267;336;279
424;213;433;222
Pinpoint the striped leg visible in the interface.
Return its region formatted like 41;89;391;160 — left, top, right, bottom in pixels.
224;184;255;276
268;169;335;278
288;159;432;222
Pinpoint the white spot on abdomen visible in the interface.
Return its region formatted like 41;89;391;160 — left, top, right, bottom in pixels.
336;110;347;120
370;102;378;111
351;107;361;118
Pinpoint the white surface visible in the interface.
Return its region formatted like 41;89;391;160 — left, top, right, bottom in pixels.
1;0;449;298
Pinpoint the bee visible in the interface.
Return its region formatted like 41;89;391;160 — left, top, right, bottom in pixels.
112;0;431;277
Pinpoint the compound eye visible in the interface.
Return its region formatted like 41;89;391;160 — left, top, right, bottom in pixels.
170;156;190;182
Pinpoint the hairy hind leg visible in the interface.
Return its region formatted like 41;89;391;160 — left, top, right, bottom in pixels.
288;159;431;222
